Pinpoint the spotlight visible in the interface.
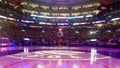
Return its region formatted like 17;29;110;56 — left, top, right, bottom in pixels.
75;31;79;34
59;28;62;32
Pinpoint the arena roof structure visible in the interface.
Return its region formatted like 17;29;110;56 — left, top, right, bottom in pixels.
25;0;99;6
0;0;120;28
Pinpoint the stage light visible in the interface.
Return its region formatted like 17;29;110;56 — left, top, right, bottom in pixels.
73;23;79;25
89;31;96;34
77;16;84;18
41;30;45;33
1;43;7;46
0;26;2;29
111;18;119;21
75;31;79;34
24;38;30;41
119;28;120;30
107;30;111;33
31;14;37;17
101;6;107;10
9;14;13;16
90;39;97;41
94;20;106;24
59;28;62;32
31;14;85;19
80;22;87;25
22;29;25;32
21;20;34;23
39;22;45;25
0;15;6;19
108;15;111;18
86;15;93;17
38;15;46;18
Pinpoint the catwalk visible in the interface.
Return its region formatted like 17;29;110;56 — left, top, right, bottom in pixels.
0;46;120;68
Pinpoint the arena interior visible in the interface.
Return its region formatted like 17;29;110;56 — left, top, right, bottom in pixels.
0;0;120;68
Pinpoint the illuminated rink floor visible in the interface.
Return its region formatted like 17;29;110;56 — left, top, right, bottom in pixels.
0;46;120;68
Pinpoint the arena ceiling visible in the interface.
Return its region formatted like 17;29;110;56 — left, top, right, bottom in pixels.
30;0;99;5
19;0;116;6
7;0;118;6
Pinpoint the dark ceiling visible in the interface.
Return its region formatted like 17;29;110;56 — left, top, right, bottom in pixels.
23;0;100;5
9;0;118;6
24;0;118;6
